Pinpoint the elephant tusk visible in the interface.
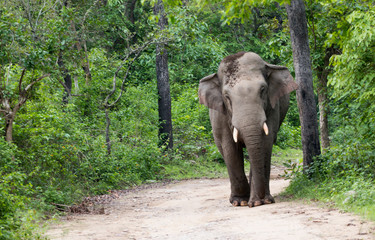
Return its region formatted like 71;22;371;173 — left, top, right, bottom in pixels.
233;128;239;143
263;122;269;136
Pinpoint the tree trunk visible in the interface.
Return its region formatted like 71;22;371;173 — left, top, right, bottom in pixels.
58;55;72;104
124;0;137;44
105;108;111;155
59;1;73;103
154;0;173;150
5;116;14;142
286;0;321;169
316;47;336;151
125;0;137;25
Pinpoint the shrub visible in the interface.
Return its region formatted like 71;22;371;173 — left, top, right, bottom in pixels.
172;85;213;158
285;140;375;220
0;140;43;240
276;122;301;149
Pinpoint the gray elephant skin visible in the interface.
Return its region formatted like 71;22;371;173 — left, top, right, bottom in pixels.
198;52;298;207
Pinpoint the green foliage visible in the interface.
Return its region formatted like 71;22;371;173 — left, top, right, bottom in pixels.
284;140;375;220
272;146;302;167
166;5;229;82
310;142;375;180
276;122;301;149
329;8;375;135
280;1;375;222
172;85;212;156
275;93;301;149
196;0;290;25
0;140;44;240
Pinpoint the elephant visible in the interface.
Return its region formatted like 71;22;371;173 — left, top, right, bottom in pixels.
198;52;298;207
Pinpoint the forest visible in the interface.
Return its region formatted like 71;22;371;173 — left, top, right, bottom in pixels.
0;0;374;238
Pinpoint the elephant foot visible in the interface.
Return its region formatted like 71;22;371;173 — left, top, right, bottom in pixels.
264;195;275;204
248;195;275;208
248;200;263;208
232;200;248;207
230;196;249;207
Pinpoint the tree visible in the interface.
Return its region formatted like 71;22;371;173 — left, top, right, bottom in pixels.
0;1;65;142
315;47;335;150
306;0;374;150
329;6;375;140
305;1;333;151
103;40;156;155
0;70;50;142
285;0;321;168
154;0;173;150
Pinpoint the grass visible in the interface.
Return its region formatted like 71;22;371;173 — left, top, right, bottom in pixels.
272;146;302;167
161;156;228;180
281;174;375;221
278;147;375;222
161;147;301;181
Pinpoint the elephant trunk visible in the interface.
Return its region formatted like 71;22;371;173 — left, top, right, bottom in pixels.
233;122;268;143
245;126;266;201
233;121;267;201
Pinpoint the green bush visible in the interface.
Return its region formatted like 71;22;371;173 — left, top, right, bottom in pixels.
0;140;43;240
172;85;213;158
285;140;375;220
308;141;375;179
276;122;301;149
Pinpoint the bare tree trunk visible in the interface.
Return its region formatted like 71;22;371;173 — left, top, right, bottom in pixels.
105;108;111;155
318;93;329;149
154;0;173;150
316;48;336;151
58;55;72;104
5;116;14;142
286;0;321;169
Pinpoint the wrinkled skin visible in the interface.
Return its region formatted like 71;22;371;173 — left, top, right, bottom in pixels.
198;52;298;207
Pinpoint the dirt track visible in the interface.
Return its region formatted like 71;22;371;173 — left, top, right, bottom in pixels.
46;174;375;240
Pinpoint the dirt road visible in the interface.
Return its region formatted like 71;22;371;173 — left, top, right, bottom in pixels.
46;175;374;240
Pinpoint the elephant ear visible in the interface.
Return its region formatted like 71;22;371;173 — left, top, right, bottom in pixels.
198;73;226;114
266;64;298;109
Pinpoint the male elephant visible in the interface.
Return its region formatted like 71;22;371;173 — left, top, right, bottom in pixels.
198;52;298;207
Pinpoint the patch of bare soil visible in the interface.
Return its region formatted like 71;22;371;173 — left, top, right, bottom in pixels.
45;168;375;240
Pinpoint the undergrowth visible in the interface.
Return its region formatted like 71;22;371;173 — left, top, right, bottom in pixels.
282;141;375;221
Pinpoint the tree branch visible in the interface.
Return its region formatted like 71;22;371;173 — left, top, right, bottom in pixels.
57;77;83;97
81;0;101;28
104;39;159;108
18;69;26;94
24;73;50;92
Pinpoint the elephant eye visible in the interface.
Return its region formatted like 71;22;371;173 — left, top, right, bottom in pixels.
225;95;231;103
260;86;265;94
224;95;232;108
260;86;267;98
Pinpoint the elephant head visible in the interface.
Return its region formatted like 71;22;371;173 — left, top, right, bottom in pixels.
198;52;297;207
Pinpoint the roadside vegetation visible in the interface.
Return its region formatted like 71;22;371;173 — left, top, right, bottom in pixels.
282;1;375;221
0;0;374;239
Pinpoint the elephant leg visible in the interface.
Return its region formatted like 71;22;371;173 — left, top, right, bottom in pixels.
221;140;250;206
263;141;275;204
248;164;252;196
210;110;249;206
248;160;266;207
